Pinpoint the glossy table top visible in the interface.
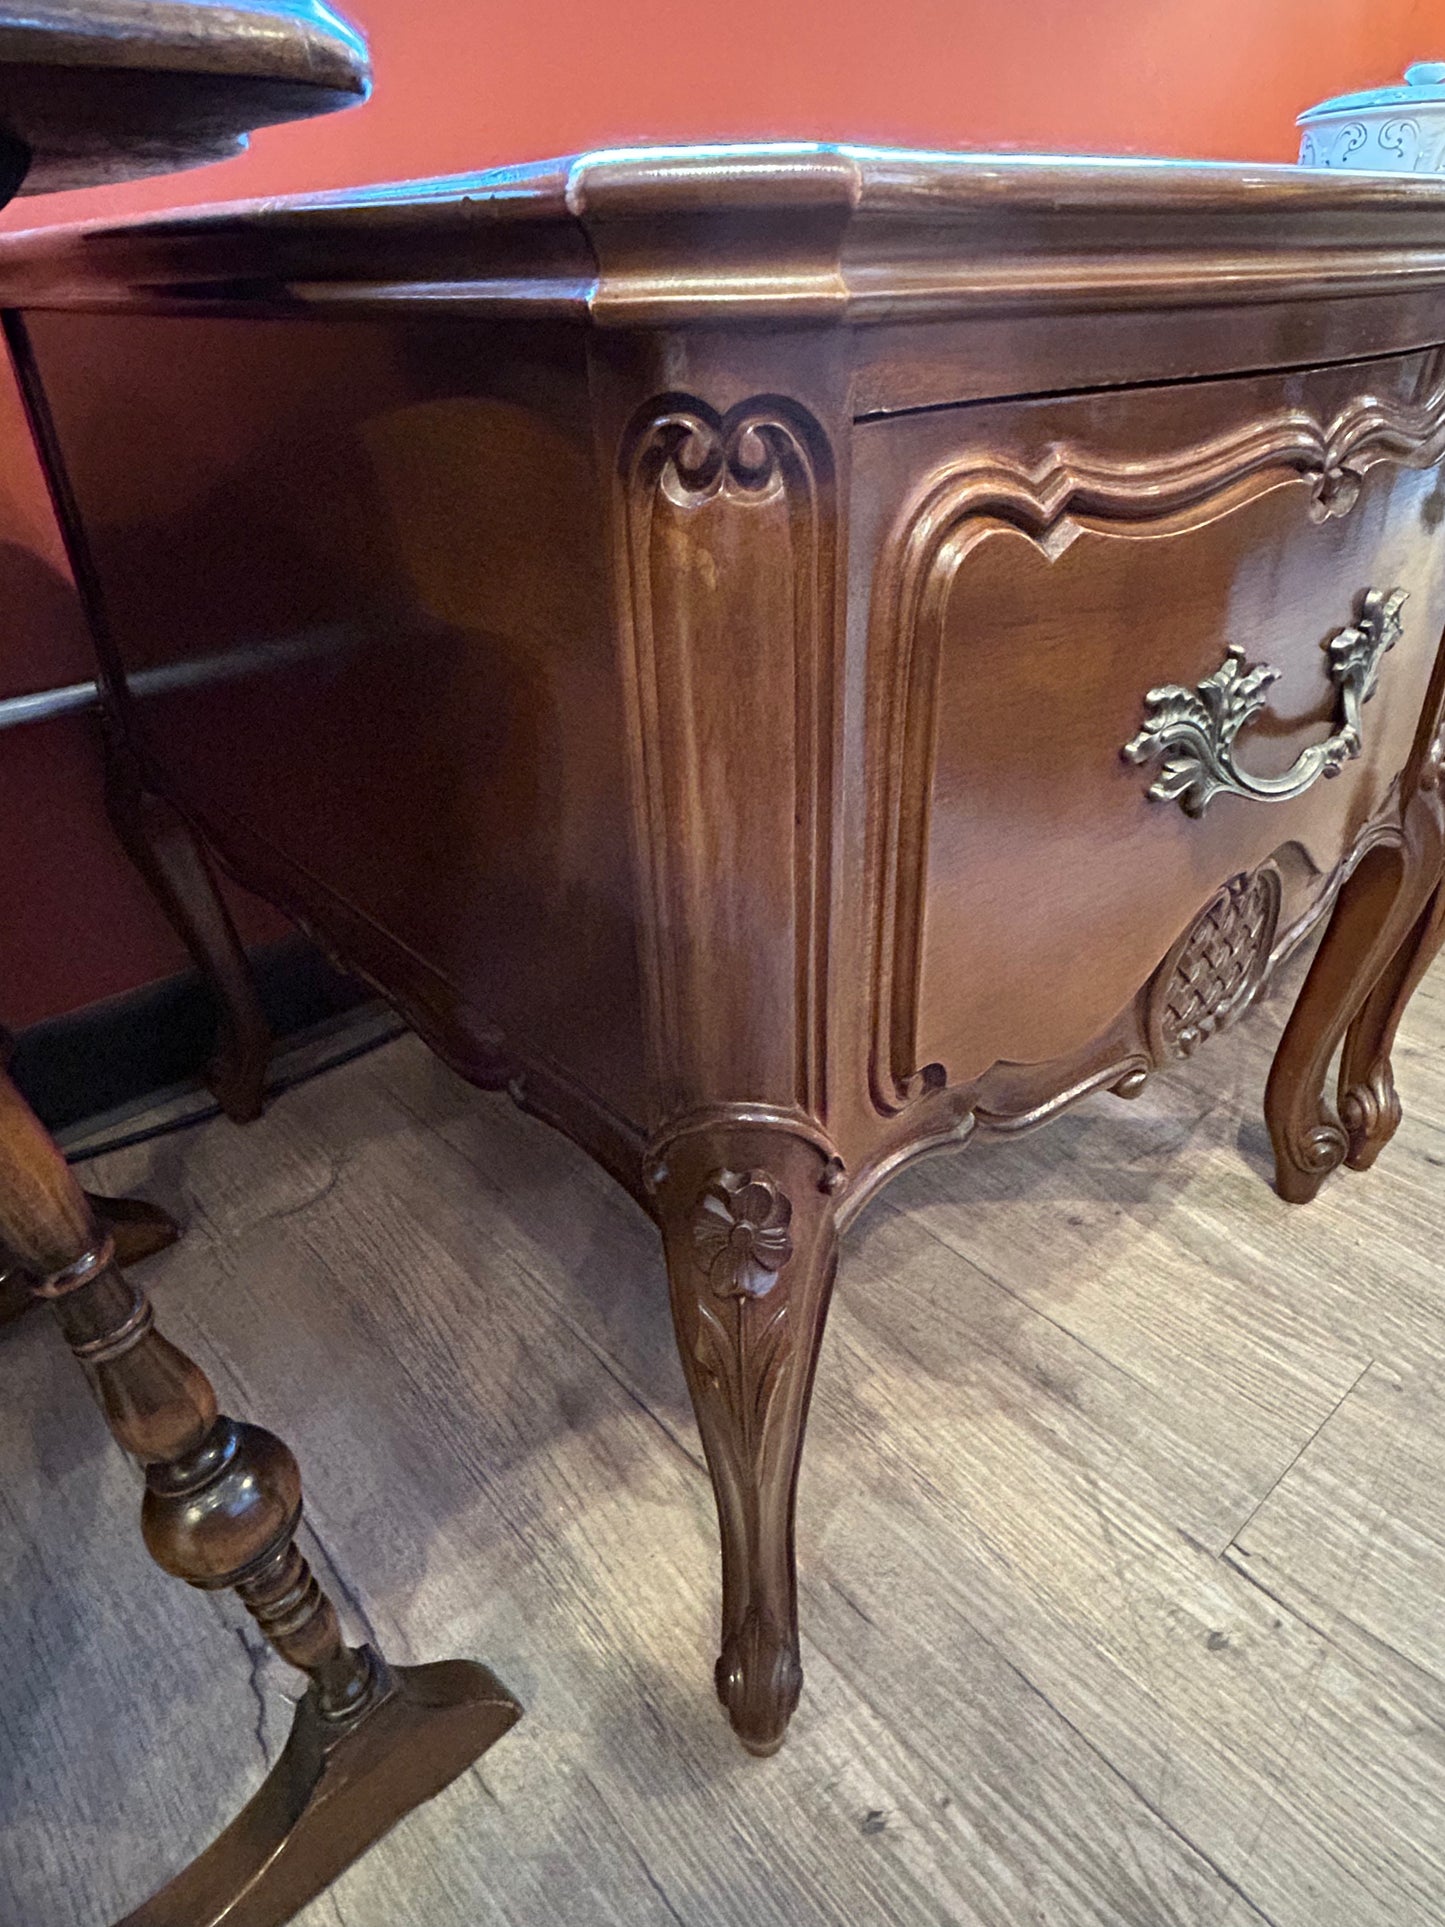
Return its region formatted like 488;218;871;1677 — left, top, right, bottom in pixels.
2;141;1445;323
0;0;369;193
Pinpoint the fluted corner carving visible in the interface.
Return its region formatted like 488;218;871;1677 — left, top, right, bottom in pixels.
624;396;818;508
618;392;837;1118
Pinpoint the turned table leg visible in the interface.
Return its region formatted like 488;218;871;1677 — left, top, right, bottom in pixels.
654;1126;840;1756
105;748;273;1123
0;1022;179;1322
0;1067;519;1925
0;1190;178;1324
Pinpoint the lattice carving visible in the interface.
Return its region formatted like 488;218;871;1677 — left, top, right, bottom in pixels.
1153;867;1281;1059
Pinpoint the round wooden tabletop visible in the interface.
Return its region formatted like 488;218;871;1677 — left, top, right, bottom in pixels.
0;0;369;197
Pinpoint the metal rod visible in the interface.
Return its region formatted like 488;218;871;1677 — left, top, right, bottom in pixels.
0;624;372;734
0;679;99;730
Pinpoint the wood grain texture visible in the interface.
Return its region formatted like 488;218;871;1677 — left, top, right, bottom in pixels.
5;942;1445;1923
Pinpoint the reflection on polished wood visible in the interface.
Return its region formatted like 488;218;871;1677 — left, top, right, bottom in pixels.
6;145;1445;1751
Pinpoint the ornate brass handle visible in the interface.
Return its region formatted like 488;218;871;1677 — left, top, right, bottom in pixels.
1122;587;1406;817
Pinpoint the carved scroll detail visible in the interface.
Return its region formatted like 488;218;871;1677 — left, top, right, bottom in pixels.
870;360;1445;1115
634;403;806;505
1149;867;1281;1060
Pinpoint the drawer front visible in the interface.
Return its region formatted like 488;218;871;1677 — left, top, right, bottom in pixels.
861;350;1445;1105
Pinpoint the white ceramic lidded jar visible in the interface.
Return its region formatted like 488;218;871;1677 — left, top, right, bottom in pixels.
1298;62;1445;170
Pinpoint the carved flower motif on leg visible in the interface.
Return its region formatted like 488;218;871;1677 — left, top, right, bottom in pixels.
681;1160;809;1751
692;1169;794;1298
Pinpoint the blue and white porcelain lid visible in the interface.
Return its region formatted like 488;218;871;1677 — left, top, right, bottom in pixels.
1299;62;1445;123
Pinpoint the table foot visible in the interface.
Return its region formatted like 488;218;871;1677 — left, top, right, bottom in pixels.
0;1064;520;1922
117;1652;521;1927
85;1190;181;1265
714;1612;802;1756
1338;877;1445;1170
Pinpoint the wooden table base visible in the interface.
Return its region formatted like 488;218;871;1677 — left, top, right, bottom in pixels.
119;1652;519;1927
0;1066;521;1922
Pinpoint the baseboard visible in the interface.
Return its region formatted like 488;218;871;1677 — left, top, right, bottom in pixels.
10;938;372;1135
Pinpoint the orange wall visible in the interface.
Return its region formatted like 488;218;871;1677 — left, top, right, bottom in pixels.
4;0;1444;232
2;0;1444;1026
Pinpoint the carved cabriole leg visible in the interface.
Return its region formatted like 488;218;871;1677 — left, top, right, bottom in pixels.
652;1126;840;1756
1339;873;1445;1170
1267;722;1445;1202
1266;841;1420;1202
105;745;273;1123
0;1068;520;1925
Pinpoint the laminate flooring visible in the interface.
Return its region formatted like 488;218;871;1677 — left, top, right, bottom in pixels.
5;956;1445;1926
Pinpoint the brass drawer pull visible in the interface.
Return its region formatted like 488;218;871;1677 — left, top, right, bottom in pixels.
1123;586;1406;817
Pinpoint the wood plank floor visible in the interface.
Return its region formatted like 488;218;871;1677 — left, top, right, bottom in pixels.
5;954;1445;1927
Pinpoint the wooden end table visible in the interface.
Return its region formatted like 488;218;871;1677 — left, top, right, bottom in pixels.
4;143;1445;1759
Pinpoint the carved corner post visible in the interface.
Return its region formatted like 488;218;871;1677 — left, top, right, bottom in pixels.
1267;677;1445;1202
105;743;273;1124
594;332;849;1751
0;1066;519;1924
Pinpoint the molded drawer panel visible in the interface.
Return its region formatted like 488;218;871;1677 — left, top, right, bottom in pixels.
861;350;1445;1100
